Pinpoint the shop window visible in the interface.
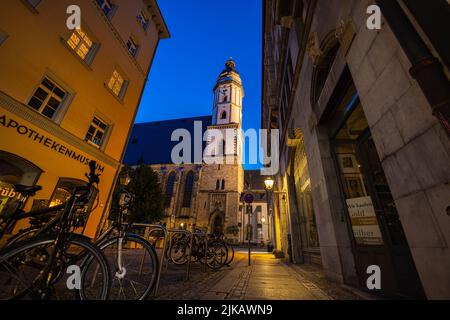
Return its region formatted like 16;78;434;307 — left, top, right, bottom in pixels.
28;77;67;120
49;178;98;227
0;151;42;219
85;116;109;148
293;140;319;248
331;84;409;246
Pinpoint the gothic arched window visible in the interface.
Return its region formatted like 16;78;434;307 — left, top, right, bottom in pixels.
220;110;227;119
164;172;176;208
182;171;195;208
221;179;225;190
216;179;220;190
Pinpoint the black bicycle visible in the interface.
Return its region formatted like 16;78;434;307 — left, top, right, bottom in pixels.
94;186;159;300
168;231;229;270
0;161;111;300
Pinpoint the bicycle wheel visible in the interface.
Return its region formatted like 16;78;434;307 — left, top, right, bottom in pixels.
225;244;235;266
206;242;228;270
0;234;111;300
98;234;159;300
168;239;189;265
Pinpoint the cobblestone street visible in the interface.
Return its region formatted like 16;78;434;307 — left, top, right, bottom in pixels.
152;250;372;300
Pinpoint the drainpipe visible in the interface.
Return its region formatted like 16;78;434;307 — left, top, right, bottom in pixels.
376;0;450;136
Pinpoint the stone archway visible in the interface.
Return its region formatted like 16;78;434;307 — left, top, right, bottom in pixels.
209;209;225;235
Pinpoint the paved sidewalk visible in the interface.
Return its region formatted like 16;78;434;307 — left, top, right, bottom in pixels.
153;250;369;300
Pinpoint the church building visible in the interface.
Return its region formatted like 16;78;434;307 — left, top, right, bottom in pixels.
124;59;245;241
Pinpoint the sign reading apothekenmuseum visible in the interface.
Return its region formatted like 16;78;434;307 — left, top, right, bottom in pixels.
0;114;105;173
346;196;384;245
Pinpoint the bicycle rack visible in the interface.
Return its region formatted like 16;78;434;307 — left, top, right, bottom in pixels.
126;225;211;297
131;223;169;297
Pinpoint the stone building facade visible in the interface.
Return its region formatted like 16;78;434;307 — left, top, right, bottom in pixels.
262;0;450;299
124;59;245;241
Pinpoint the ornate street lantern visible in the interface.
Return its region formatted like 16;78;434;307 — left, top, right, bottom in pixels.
264;176;274;191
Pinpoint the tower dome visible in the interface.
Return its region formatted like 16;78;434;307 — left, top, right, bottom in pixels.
215;58;242;89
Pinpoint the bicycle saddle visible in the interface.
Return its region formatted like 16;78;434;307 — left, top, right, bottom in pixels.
14;184;42;196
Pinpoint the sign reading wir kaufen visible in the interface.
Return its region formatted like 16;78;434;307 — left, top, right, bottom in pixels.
346;196;384;245
0;114;105;173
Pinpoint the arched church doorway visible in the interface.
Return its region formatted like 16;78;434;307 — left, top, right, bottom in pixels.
209;211;224;235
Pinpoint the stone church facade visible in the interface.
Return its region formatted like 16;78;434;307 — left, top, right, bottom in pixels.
124;59;244;241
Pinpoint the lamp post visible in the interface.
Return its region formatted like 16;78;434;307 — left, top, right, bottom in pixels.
264;177;275;252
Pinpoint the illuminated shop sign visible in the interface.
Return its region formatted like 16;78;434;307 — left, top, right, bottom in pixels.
0;114;105;173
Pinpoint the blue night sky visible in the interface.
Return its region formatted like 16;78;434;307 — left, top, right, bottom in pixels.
134;0;263;170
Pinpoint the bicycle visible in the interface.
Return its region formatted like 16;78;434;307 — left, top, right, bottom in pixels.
94;186;159;300
0;161;111;300
168;230;228;270
208;233;235;267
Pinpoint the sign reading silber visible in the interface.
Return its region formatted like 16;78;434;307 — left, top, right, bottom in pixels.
346;196;383;245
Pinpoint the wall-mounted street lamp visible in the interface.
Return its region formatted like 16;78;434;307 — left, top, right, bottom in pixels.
119;172;132;187
264;176;274;191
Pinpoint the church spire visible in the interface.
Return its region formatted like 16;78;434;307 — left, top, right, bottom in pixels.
212;58;244;126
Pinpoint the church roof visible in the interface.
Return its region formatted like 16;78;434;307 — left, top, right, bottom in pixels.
123;115;212;166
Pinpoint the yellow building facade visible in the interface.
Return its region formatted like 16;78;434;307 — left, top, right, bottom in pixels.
0;0;169;237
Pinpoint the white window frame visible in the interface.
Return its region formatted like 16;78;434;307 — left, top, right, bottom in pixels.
95;0;116;19
137;9;150;31
27;77;69;121
85;116;109;149
126;36;139;57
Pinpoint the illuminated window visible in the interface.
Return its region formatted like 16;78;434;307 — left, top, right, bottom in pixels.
28;78;67;119
107;69;126;98
50;178;97;227
96;0;114;17
127;36;139;57
67;28;94;61
137;10;150;30
85;117;108;148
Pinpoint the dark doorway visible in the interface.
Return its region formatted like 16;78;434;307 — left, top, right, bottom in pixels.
211;213;224;235
326;69;425;298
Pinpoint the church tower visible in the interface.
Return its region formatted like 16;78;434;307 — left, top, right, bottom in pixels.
212;58;244;127
195;58;245;242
